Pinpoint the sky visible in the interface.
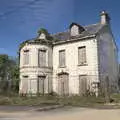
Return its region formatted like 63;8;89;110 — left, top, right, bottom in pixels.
0;0;119;62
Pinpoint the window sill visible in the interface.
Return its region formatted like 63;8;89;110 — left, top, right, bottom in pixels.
20;66;53;69
78;63;88;66
59;66;66;68
39;66;47;68
38;66;53;69
23;64;29;66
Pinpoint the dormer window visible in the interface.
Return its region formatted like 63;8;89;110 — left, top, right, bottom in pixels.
70;25;79;36
69;23;85;36
37;28;49;40
39;33;46;39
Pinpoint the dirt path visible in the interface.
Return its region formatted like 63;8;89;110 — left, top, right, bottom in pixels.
0;107;120;120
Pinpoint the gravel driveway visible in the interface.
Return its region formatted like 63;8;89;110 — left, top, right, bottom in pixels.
0;106;120;120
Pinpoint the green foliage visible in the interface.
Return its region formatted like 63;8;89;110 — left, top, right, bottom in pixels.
55;96;105;106
111;93;120;103
19;40;29;51
37;28;53;41
0;95;105;106
0;55;11;82
0;54;19;94
19;28;60;51
11;66;19;92
0;96;13;105
53;38;60;42
37;28;49;36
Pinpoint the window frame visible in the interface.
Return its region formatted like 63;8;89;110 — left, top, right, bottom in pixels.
78;46;87;66
59;49;66;68
22;75;28;78
79;74;88;95
38;49;47;67
23;50;29;66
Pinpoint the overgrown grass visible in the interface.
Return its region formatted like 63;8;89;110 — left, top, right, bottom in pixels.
110;93;120;103
0;95;59;106
0;94;106;107
0;93;120;109
57;96;105;107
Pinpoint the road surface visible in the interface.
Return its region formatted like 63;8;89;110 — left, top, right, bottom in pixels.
0;106;120;120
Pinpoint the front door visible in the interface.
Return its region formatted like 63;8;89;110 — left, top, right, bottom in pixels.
79;75;87;96
58;73;69;96
37;76;46;94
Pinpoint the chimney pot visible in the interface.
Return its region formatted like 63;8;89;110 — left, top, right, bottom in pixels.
100;11;110;24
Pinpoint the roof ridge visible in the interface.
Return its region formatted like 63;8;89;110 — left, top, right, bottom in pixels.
84;22;101;28
52;23;101;36
52;30;69;36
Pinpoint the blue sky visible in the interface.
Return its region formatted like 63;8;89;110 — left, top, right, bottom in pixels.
0;0;119;62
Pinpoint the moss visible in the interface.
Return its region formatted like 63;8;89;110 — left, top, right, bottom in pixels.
37;28;54;41
19;28;61;51
19;40;30;51
37;28;49;36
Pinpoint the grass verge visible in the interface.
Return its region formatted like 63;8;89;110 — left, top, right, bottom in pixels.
0;95;105;107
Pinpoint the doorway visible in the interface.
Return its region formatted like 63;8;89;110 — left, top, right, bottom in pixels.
37;76;46;94
58;73;69;96
79;75;87;95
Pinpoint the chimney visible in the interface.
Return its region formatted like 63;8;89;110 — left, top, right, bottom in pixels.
100;11;110;25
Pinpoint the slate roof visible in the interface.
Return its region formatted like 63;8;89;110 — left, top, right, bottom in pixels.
52;23;104;42
20;23;104;47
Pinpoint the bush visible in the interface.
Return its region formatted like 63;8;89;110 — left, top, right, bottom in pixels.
0;96;12;105
111;93;120;103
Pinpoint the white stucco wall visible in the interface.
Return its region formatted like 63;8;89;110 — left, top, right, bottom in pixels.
19;25;118;96
19;43;53;94
52;38;99;95
20;44;52;68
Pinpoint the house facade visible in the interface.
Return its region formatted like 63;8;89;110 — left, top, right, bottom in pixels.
19;11;119;96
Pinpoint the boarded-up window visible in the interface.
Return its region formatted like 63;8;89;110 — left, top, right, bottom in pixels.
21;76;28;94
78;46;86;65
37;76;46;94
23;50;29;65
59;50;65;67
79;75;87;95
38;50;46;67
58;73;69;95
